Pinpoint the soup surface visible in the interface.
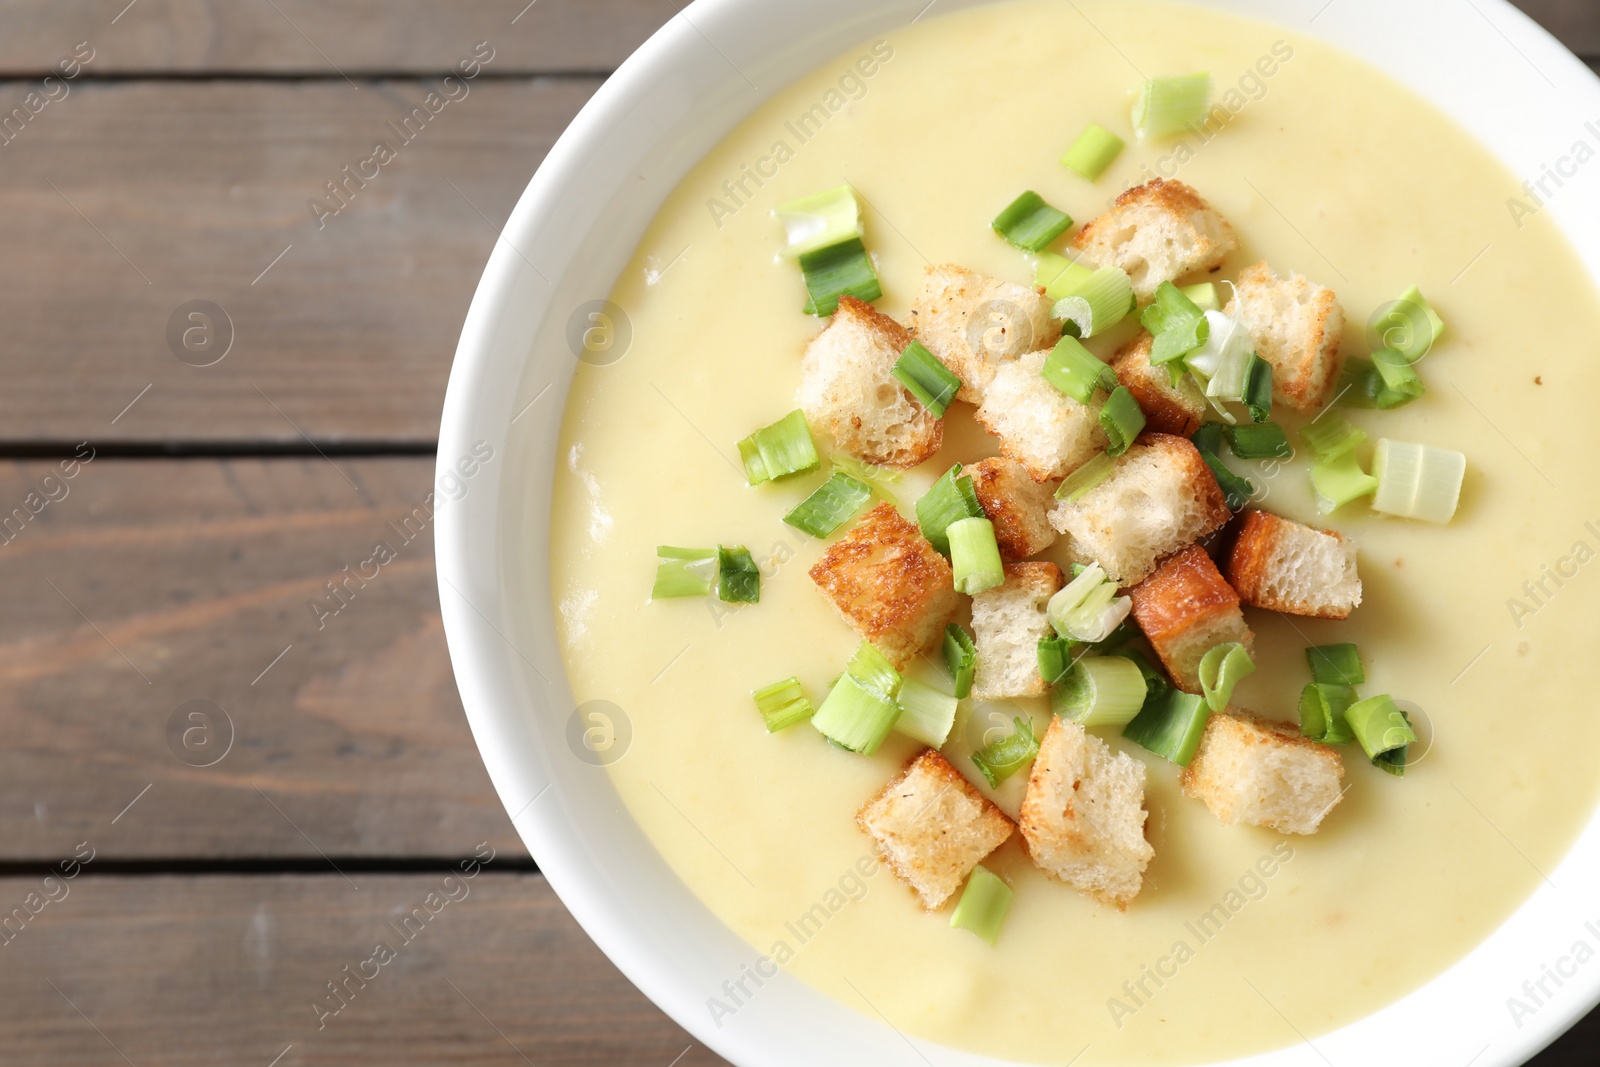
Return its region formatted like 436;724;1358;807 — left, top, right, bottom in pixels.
550;1;1600;1062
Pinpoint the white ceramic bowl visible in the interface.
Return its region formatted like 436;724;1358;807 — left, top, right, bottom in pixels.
437;2;1600;1063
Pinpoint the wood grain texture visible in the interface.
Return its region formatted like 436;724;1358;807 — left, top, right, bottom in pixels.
0;455;524;860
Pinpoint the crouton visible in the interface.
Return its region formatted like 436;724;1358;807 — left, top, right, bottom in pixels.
1129;545;1255;692
809;502;960;668
797;295;943;469
966;456;1058;560
1071;179;1238;302
1181;711;1345;835
1049;434;1231;586
858;749;1015;909
1019;718;1154;908
1111;331;1206;438
1228;510;1362;620
1224;262;1345;413
910;264;1060;405
970;562;1064;700
974;349;1106;483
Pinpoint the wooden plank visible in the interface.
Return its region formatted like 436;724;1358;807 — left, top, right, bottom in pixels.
0;455;524;859
0;871;730;1067
0;78;593;445
0;0;677;76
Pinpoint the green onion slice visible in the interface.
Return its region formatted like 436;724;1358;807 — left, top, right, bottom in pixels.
950;865;1013;945
799;237;881;317
1306;642;1365;686
830;452;901;506
1038;634;1073;687
1099;386;1147;458
1042;336;1118;403
1198;642;1254;712
847;641;903;700
1337;358;1384;409
1090;618;1139;652
1197;445;1254;511
916;465;985;555
1191;421;1224;454
1298;682;1356;745
1061;123;1125;181
992;191;1074;252
971;716;1040;788
943;623;977;699
1374;740;1409;776
894;677;959;748
811;673;902;755
1052;266;1135;339
1371;348;1425;409
1122;688;1211;766
1344;694;1418;767
893;340;962;418
1242;354;1273;423
1111;647;1171;708
775;184;862;259
752;677;815;733
1055;452;1116;502
738;409;820;486
1180;282;1221;313
1371;439;1466;524
1226;421;1292;459
1142;282;1211;365
948;517;1005;595
1035;251;1096;301
1370;285;1445;363
652;546;717;599
1132;73;1213;140
1310;451;1377;515
716;545;760;603
1301;413;1367;461
1047;562;1132;643
783;471;873;538
1052;655;1149;727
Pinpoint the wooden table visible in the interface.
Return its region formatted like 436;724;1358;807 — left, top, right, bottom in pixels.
0;2;1593;1063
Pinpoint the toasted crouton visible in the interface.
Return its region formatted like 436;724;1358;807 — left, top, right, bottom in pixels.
1049;434;1231;586
797;295;943;469
970;562;1064;700
910;264;1060;405
1181;711;1345;835
1228;510;1362;620
858;749;1015;909
966;457;1058;560
1020;718;1153;908
1112;332;1206;438
1224;262;1345;413
809;502;959;668
1071;179;1238;302
974;349;1106;483
1129;545;1254;692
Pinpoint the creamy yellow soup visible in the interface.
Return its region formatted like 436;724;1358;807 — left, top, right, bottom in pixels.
550;1;1600;1062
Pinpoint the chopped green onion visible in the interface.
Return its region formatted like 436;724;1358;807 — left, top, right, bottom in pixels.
1306;643;1365;686
1310;452;1377;514
894;677;959;748
1055;452;1116;502
752;677;815;732
1035;251;1096;301
830;452;900;505
1122;688;1211;766
916;465;985;555
652;546;718;599
1042;336;1118;403
950;865;1013;945
1242;354;1273;422
1298;682;1356;745
1198;642;1254;712
1370;285;1445;363
1344;694;1418;769
1052;266;1135;339
943;623;977;699
1090;618;1138;652
1047;562;1132;643
893;340;962;418
1038;634;1073;687
1061;123;1125;181
1337;358;1384;409
1197;446;1254;511
1142;282;1210;365
948;517;1005;595
811;673;901;754
1099;386;1146;458
1374;739;1409;776
1371;439;1466;524
1180;282;1221;313
1191;421;1224;454
971;716;1040;788
1301;413;1367;461
799;237;881;316
738;409;820;485
783;472;872;538
1132;73;1213;140
1370;348;1425;409
992;191;1074;252
1226;421;1292;459
847;641;903;700
717;545;760;603
775;184;862;259
1112;647;1171;708
1052;655;1148;727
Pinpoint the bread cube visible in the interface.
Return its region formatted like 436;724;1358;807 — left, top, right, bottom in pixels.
1019;718;1154;908
1071;179;1238;302
966;456;1057;560
1224;261;1345;414
974;349;1106;483
1049;433;1231;586
1181;711;1345;835
858;749;1015;909
1129;545;1254;693
797;295;943;469
970;562;1064;700
910;263;1060;405
1228;510;1362;620
1111;331;1206;438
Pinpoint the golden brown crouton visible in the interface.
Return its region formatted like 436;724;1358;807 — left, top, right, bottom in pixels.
1228;510;1362;620
1181;711;1345;835
1112;331;1206;438
809;502;959;668
970;562;1064;700
974;349;1107;483
1224;262;1345;414
966;456;1058;559
858;749;1015;909
910;264;1060;405
1129;545;1254;693
1071;179;1238;301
